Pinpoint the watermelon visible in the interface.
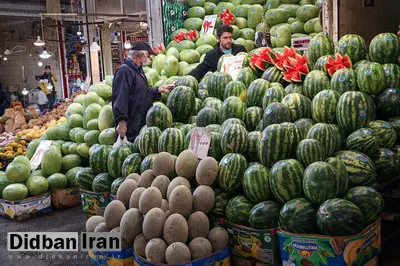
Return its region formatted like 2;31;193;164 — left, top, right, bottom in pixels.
306;123;337;156
121;153;142;178
98;128;116;145
263;102;291;128
334;150;376;187
180;124;195;137
246;79;270;108
84;130;100;146
369;33;400;64
316;198;364;236
146;103;173;131
294;118;315;139
208;132;223;161
221;124;248;155
209;192;231;219
262;86;287;109
225;195;254;226
281;122;302;157
325;157;349;196
167;86;196;123
217;153;248;193
237;67;256;88
158;128;185;156
314;55;330;72
357;62;385;95
284;84;303;94
303;70;330;99
138;126;162;156
244;107;263;132
92;173;114;192
220;96;246;123
224;81;247;101
206;124;222;133
62;154;82;172
346;128;379;157
140;154;156;174
330;68;357;95
269;159;304;203
372;148;397;181
367;120;397;148
382;63;400;88
336;91;376;133
247;131;261;162
196;108;219;127
296;139;325;166
198;89;209;101
308;33;334;64
110;177;125;195
259;124;292;167
107;142;133;179
207;72;233;100
337;34;367;64
375;88;400;120
243;163;272;203
279;198;319;234
281;93;312;122
249;201;281;229
262;66;283;83
389;117;400;144
265;8;289;26
76;168;96;190
203;97;223;112
311;90;340;124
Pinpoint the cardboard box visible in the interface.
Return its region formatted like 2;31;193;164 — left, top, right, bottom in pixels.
89;247;134;266
133;247;231;266
231;255;271;266
51;187;81;209
80;189;110;216
0;192;52;221
278;219;381;266
226;221;281;265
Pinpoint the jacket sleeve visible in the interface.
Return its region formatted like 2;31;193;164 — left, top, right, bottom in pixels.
237;44;247;53
188;53;214;81
149;88;162;100
112;67;132;124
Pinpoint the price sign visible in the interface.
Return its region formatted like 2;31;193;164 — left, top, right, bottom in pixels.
220;55;245;81
189;128;212;159
200;15;217;36
291;36;311;51
30;140;52;171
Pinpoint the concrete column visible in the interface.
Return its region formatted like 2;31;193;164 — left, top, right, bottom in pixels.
46;0;61;21
146;0;164;46
100;26;113;76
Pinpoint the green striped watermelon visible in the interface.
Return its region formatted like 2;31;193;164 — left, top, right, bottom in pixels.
262;86;287;110
198;89;209;101
382;63;400;88
140;154;156;173
146;103;173;131
121;153;143;178
346;128;379;157
237;67;256;88
261;66;283;83
92;173;114;192
199;72;212;90
308;33;334;64
175;75;199;95
338;34;367;64
255;120;264;131
367;120;397;148
259;124;292;167
303;162;339;204
203;97;223;112
76;168;96;190
279;198;319;234
372;148;397;181
221;124;248;155
217;153;248;193
224;80;247;101
334;150;376;187
249;201;281;229
221;118;246;133
263;102;291;128
166;86;196;123
303;70;330;99
172;122;184;129
388;117;400;144
220;96;245;123
354;60;371;72
296;139;325;166
281;122;302;157
247;131;261;162
294;118;315;139
180;124;195;137
246;79;270;107
306;123;337;156
269;159;304;203
311;90;340;124
206;124;222;133
110;177;125;195
376;88;400;120
89;145;112;174
344;186;383;226
210;192;231;219
326;157;349;196
330;68;357;95
208;132;223;161
369;33;400;64
195;108;219;127
281;93;312;122
284;83;303;94
206;72;233;100
158;128;185;156
243;163;272;203
330;124;345;152
225;195;253;226
194;98;202;114
336;91;376;133
313;55;330;72
357;62;386;95
244;107;263;132
132;136;140;153
138;126;162;156
107;143;133;179
316;198;364;236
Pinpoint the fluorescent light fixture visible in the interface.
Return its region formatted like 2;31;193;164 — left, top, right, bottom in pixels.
90;41;101;51
38;60;43;66
124;39;132;49
33;36;45;47
22;88;28;95
39;48;52;59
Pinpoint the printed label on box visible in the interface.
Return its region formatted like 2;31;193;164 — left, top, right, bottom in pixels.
0;193;52;221
80;189;110;216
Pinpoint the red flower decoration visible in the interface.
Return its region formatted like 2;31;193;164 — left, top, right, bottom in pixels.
272;46;297;70
324;53;353;76
185;30;198;41
219;9;235;25
258;47;275;65
249;53;266;71
282;55;310;83
174;32;186;43
153;43;165;54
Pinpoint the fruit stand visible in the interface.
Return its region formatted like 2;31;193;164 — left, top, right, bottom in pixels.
0;0;399;265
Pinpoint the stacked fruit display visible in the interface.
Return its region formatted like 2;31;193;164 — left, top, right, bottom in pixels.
85;150;229;264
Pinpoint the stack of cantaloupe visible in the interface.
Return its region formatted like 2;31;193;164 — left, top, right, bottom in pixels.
85;149;229;264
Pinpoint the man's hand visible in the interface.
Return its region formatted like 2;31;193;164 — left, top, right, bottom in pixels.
158;82;176;93
116;120;127;138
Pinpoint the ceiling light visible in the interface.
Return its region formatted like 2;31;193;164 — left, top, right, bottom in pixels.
4;48;11;55
124;39;132;49
77;31;82;36
3;56;7;61
29;52;32;57
80;46;86;54
33;36;45;47
39;48;52;59
47;84;53;91
38;60;43;66
90;41;101;51
22;88;28;95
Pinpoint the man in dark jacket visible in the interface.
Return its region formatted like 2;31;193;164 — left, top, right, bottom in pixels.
112;41;174;142
188;24;247;81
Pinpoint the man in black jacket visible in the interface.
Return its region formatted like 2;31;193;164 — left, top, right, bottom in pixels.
112;41;174;142
188;24;247;81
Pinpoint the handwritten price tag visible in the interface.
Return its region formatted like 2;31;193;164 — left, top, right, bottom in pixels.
189;128;212;159
221;55;245;81
30;140;52;171
200;15;217;36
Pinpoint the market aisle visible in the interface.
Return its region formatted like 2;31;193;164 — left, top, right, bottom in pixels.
0;206;91;266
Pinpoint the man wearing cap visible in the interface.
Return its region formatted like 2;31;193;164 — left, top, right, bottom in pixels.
112;41;174;142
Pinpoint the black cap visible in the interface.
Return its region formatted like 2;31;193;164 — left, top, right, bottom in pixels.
131;41;156;55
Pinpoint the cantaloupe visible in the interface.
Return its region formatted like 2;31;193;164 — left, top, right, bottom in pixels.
117;179;138;207
161;199;169;212
165;242;191;265
163;213;189;245
143;207;166;239
120;208;143;241
139;187;162;214
192;185;215;213
94;222;111;232
167;176;191;200
104;200;126;228
169;185;193;217
145;238;167;263
129;187;146;208
188;211;210;239
138;169;155;188
207;227;229;252
121;237;133;249
110;226;120;232
151;175;170;199
195;157;218;185
86;215;104;232
152;152;175;177
134;233;149;258
175;150;199;178
189;237;212;260
127;173;140;182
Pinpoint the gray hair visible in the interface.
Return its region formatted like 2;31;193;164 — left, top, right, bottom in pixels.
128;50;148;59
